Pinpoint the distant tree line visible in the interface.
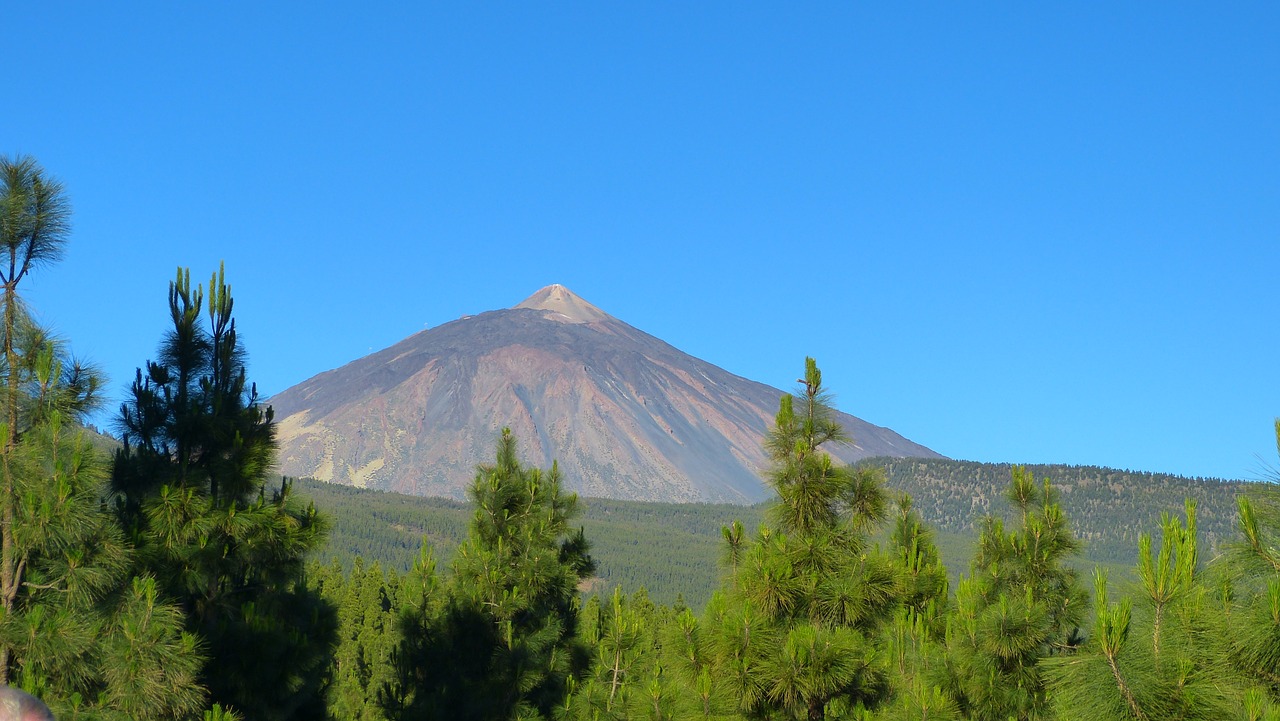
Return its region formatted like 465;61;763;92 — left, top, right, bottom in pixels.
869;458;1243;565
2;155;1278;720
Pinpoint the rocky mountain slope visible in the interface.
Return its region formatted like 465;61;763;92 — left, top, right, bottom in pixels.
268;285;941;502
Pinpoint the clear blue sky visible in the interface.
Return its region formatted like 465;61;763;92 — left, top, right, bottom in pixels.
5;4;1277;481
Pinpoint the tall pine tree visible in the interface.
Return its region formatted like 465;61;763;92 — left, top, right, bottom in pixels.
0;156;206;719
699;358;902;721
940;467;1087;721
113;265;336;720
0;154;74;685
391;429;594;721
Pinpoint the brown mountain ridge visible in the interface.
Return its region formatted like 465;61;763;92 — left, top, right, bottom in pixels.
268;285;942;503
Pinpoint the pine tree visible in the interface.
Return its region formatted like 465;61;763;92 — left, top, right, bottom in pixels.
381;543;443;720
0;155;74;684
1041;420;1280;721
1214;420;1280;718
391;429;594;721
113;265;336;720
318;557;401;721
1044;501;1225;719
940;466;1087;721
889;493;949;637
4;385;207;721
563;587;652;720
663;604;734;721
0;156;206;719
874;494;956;721
696;358;901;721
113;265;276;506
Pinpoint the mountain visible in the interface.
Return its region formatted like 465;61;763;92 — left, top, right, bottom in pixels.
268;285;942;503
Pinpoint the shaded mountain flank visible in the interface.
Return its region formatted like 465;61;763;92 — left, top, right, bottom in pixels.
268;285;942;502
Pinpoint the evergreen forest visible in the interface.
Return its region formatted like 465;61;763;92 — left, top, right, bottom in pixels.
3;155;1279;720
301;457;1243;611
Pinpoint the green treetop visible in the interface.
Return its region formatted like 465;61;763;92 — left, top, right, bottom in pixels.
0;156;206;719
391;428;595;721
113;265;335;720
940;467;1087;721
697;358;902;721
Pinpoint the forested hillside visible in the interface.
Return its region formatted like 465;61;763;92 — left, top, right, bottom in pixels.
298;477;766;609
869;458;1245;564
300;455;1246;610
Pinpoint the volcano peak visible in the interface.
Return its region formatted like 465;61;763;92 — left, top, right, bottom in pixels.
514;284;610;323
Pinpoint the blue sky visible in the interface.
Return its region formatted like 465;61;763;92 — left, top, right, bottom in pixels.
5;4;1277;481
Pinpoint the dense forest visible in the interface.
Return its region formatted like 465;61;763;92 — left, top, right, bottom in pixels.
303;458;1243;611
3;155;1279;720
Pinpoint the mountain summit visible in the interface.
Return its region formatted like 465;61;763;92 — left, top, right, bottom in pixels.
268;288;941;502
514;284;611;323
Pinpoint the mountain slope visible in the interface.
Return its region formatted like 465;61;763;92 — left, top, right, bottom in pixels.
269;285;941;502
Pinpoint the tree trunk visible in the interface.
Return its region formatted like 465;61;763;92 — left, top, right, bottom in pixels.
0;282;19;684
